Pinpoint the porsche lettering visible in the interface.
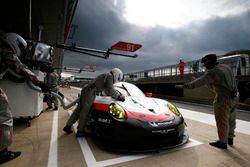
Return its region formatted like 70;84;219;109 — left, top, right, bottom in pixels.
152;128;175;134
149;120;173;127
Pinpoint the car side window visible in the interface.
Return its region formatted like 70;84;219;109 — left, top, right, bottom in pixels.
100;87;129;97
115;87;129;96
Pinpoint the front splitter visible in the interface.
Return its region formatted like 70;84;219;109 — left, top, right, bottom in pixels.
92;132;189;154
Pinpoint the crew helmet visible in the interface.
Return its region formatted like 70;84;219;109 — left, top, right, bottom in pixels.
201;54;217;65
1;32;27;56
110;68;123;83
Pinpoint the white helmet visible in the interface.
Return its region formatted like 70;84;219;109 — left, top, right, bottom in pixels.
111;68;123;83
1;33;27;56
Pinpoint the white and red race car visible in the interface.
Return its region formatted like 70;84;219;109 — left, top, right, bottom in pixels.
89;82;189;153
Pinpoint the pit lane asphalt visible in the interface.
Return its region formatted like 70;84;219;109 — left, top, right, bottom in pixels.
3;87;250;167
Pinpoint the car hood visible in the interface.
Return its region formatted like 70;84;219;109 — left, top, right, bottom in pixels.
95;96;176;121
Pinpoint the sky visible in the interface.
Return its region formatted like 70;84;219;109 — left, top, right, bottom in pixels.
63;0;250;77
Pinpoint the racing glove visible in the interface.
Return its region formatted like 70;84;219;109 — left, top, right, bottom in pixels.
117;94;125;102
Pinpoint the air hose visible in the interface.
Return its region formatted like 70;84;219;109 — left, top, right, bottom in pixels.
27;80;79;110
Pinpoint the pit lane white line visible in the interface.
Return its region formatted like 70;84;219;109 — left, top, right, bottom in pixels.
68;110;202;167
179;108;250;135
78;138;201;167
48;103;250;167
47;110;58;167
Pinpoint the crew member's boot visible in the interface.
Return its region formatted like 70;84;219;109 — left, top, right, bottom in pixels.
228;138;234;146
0;148;21;164
209;141;227;149
63;125;73;134
53;106;58;111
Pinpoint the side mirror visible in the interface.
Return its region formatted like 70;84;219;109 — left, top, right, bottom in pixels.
145;92;153;97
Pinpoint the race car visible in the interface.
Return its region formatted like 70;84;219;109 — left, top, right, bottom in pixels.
89;82;189;153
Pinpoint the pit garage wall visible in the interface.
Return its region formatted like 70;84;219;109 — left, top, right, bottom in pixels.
183;86;215;104
0;0;74;70
135;83;215;105
134;80;250;110
130;72;249;107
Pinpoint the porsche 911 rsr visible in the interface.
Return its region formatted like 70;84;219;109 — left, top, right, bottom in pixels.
89;82;189;153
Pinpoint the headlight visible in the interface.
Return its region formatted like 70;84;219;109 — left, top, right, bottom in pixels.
109;103;126;120
167;102;181;116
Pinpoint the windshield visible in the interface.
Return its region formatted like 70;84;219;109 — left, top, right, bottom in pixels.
114;82;145;97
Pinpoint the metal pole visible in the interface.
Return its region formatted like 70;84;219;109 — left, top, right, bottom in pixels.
38;25;43;41
29;0;32;39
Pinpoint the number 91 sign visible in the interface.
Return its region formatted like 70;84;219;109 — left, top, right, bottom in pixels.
111;41;142;52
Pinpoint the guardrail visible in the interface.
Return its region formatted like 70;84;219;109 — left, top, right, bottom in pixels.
125;59;250;81
125;60;206;81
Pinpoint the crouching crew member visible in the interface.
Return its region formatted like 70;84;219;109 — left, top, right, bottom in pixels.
63;68;125;137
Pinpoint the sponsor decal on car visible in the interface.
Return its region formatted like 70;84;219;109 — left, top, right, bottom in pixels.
98;118;111;124
152;128;175;134
149;120;173;127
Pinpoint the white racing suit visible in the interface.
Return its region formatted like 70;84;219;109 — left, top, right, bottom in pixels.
66;72;122;132
186;63;239;143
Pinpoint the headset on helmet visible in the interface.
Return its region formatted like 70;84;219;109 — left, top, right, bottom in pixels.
1;32;27;57
110;68;123;83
